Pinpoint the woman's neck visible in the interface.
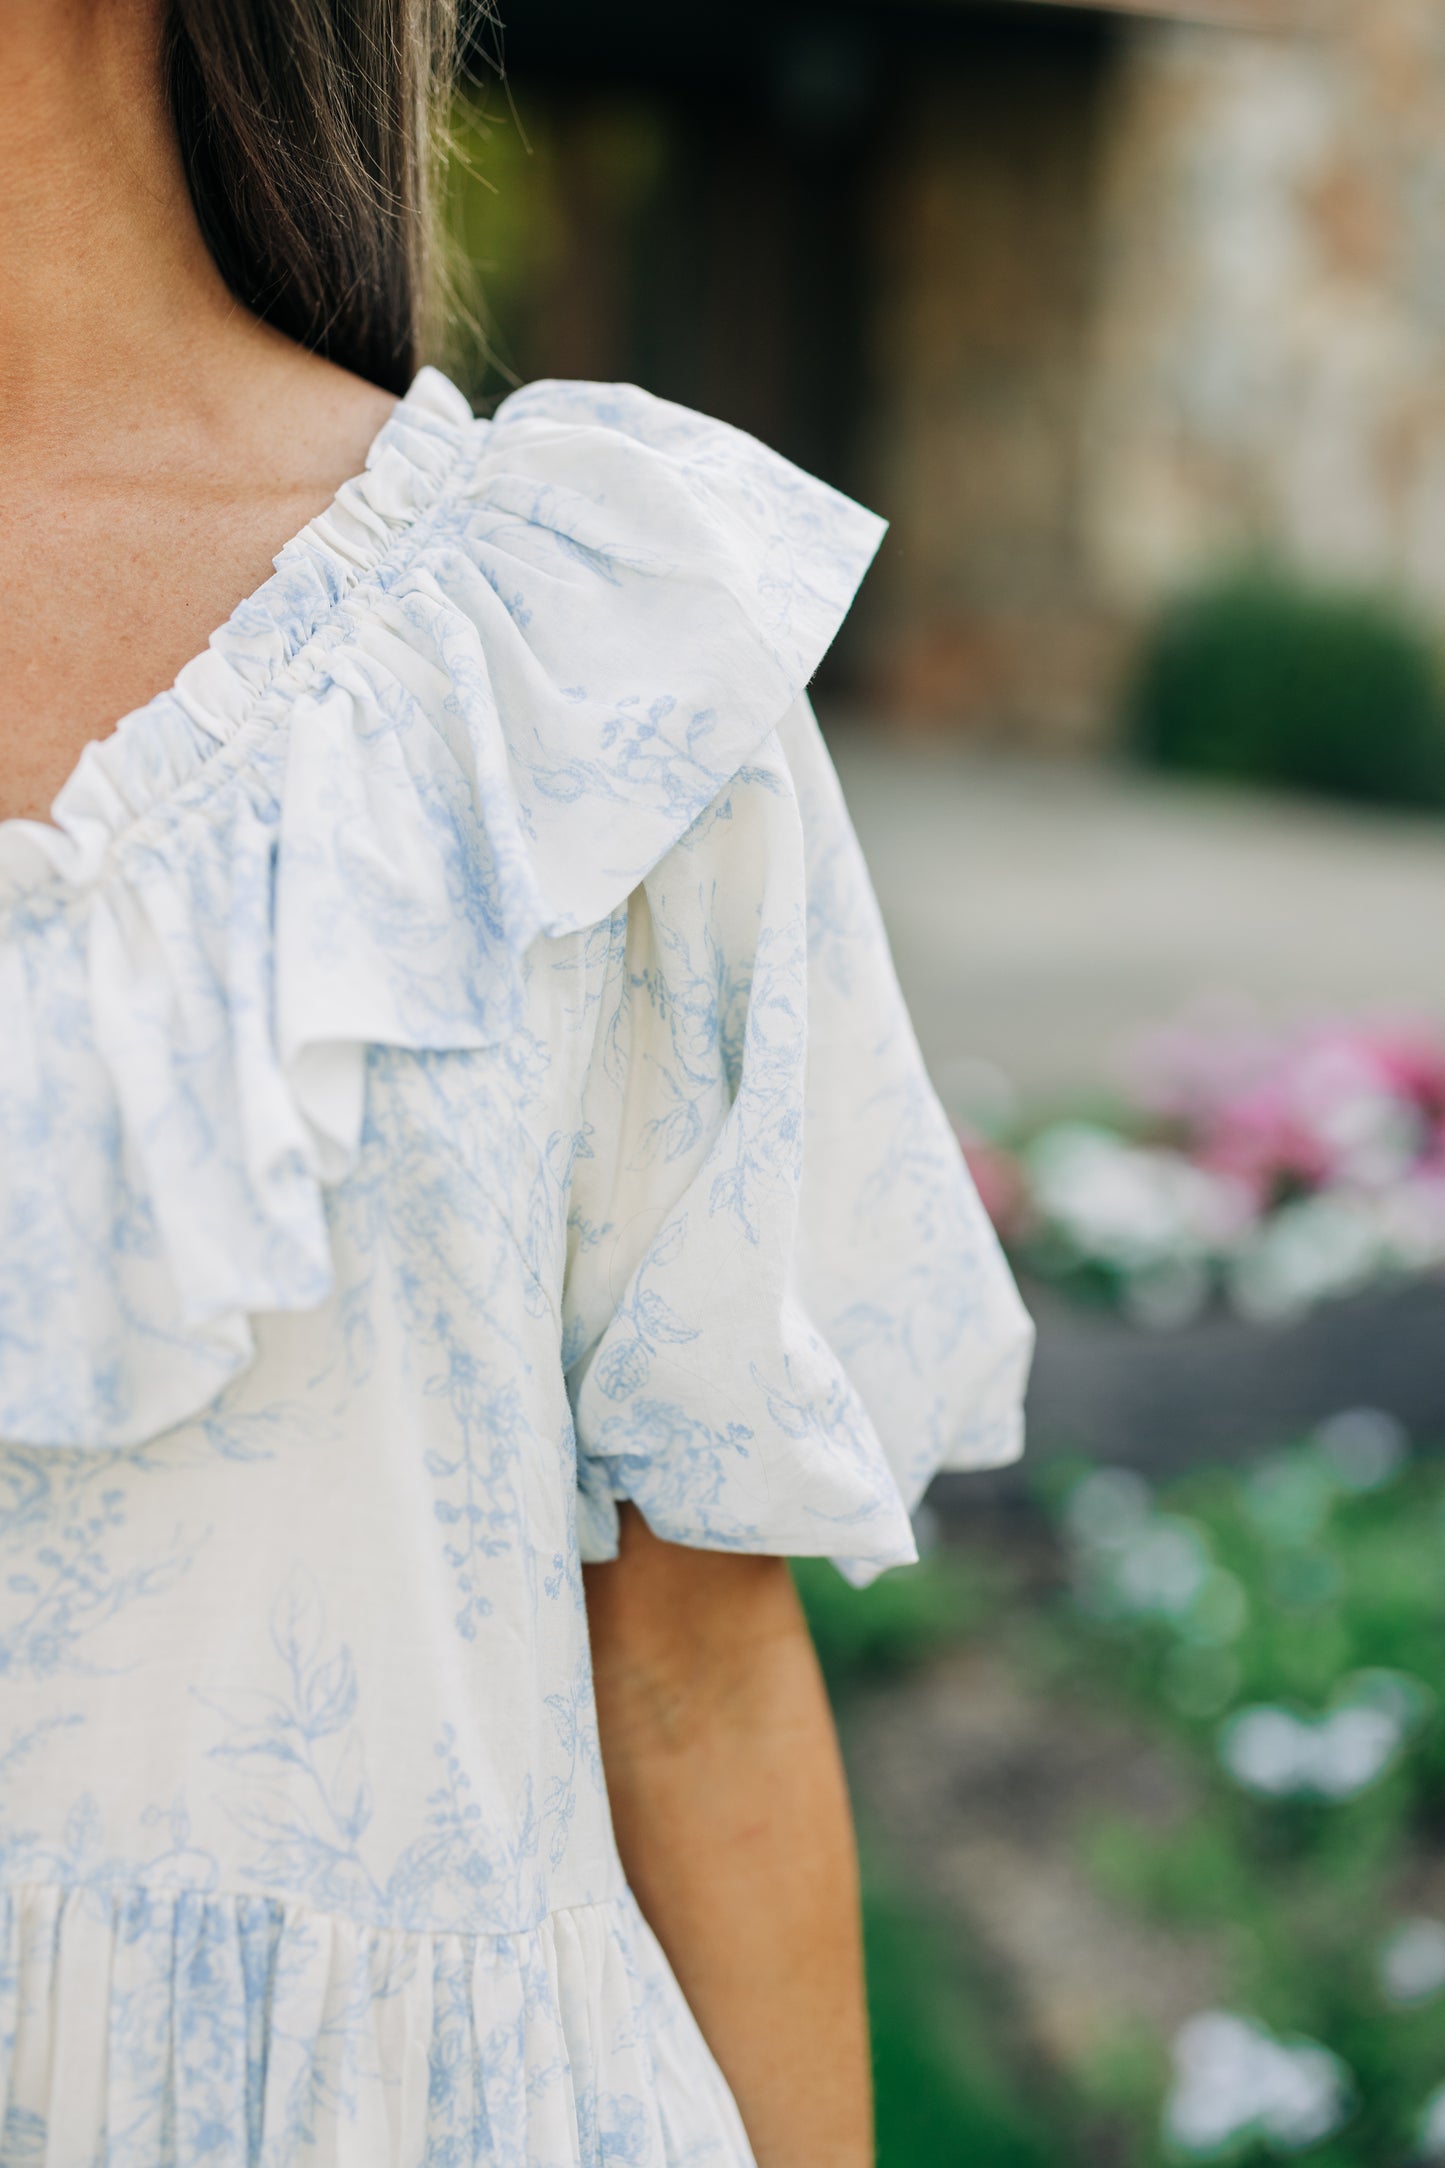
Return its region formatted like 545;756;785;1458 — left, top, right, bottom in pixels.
0;0;269;457
0;0;400;824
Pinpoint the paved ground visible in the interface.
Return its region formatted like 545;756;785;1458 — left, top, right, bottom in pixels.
827;726;1445;1111
846;1641;1225;2087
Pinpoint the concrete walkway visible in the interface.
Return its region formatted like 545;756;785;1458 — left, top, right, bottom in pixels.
828;726;1445;1112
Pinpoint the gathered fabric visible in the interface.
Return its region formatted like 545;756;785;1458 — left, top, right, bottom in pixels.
0;1885;751;2168
0;368;1032;2163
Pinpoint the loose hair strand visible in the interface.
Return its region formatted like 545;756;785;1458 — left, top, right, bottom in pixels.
165;0;472;393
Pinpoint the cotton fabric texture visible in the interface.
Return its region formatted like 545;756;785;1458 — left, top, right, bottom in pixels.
0;369;1033;2164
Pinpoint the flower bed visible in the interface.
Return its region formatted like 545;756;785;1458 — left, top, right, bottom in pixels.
1054;1417;1445;2164
802;1411;1445;2166
967;1013;1445;1328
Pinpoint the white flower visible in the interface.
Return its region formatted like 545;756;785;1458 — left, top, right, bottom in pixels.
1066;1466;1154;1549
1419;2079;1445;2158
1025;1124;1242;1273
1302;1058;1423;1188
1218;1675;1428;1801
1374;1176;1445;1272
1379;1919;1445;2008
1219;1707;1321;1798
1229;1194;1384;1323
1112;1516;1212;1620
1066;1474;1243;1639
1309;1705;1408;1800
1312;1408;1409;1493
1165;2010;1352;2156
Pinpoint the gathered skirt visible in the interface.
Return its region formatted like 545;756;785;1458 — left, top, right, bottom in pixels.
0;1882;755;2166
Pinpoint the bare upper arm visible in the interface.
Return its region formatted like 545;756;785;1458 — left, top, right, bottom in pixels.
583;1503;812;1757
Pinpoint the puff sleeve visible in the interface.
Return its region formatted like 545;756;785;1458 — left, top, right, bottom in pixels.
562;695;1033;1586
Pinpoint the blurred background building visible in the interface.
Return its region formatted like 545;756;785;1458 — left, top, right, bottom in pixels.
455;0;1445;745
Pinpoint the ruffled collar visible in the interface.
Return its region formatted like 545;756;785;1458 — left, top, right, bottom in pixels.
0;368;886;1448
0;367;476;908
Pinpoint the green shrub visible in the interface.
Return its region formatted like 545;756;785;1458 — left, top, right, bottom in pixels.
1128;569;1445;808
864;1880;1058;2168
793;1544;1004;1690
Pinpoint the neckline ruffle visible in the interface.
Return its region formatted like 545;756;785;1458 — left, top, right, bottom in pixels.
0;366;476;908
0;369;886;1448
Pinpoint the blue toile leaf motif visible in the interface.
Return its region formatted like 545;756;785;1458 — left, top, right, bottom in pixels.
595;1338;650;1402
303;1647;358;1740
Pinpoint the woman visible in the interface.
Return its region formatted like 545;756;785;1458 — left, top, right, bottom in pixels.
0;3;1032;2163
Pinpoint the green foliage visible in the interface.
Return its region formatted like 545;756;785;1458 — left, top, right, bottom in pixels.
817;1448;1445;2167
1128;568;1445;808
793;1543;1003;1689
801;1550;1070;2161
863;1879;1058;2168
1052;1444;1445;2164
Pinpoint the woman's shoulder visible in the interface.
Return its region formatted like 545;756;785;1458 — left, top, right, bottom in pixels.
0;366;888;969
0;368;884;897
442;371;889;721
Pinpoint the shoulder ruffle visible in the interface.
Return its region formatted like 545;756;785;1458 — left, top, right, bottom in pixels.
562;696;1032;1588
0;370;885;1448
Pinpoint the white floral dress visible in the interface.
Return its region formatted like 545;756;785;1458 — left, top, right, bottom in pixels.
0;370;1033;2166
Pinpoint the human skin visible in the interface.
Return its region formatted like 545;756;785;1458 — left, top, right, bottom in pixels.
0;0;397;826
586;1507;873;2168
0;7;875;2163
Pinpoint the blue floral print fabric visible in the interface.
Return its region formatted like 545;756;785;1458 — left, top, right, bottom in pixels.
0;369;1033;2163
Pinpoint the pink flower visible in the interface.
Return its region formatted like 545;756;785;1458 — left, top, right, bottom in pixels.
958;1134;1030;1241
1124;1010;1444;1203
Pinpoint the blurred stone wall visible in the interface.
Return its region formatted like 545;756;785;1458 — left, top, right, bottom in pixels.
859;0;1445;744
857;42;1121;746
1079;0;1445;622
461;0;1445;747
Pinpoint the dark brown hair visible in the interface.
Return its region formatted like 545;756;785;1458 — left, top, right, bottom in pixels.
165;0;471;394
